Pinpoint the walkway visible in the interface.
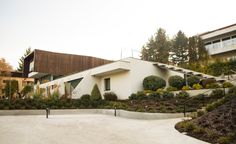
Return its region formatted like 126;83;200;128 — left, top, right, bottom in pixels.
0;115;209;144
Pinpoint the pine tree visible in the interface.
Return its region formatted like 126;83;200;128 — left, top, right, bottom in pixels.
197;36;209;62
17;47;31;72
170;31;188;66
140;28;170;63
188;36;198;64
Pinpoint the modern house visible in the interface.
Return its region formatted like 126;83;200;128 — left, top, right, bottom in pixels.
23;49;112;84
199;23;236;60
0;71;34;98
39;57;225;99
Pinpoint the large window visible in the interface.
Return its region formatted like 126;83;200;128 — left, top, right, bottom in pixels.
104;78;110;91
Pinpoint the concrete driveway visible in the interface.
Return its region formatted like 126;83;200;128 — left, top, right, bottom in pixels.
0;114;209;144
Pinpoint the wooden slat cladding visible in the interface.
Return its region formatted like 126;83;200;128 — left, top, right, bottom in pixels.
32;49;112;76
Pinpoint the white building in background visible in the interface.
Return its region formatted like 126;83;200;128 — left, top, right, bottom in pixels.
39;58;223;99
200;23;236;60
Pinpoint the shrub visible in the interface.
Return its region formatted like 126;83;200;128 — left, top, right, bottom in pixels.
80;94;91;101
187;75;200;87
143;75;166;91
228;86;236;94
168;75;185;90
148;92;161;100
21;85;33;97
136;91;147;100
162;91;174;99
206;83;221;89
103;92;118;101
91;84;102;101
192;83;203;90
222;82;234;88
166;86;178;91
197;109;205;117
210;89;224;99
176;91;190;99
201;78;217;88
182;85;191;90
129;93;137;100
184;122;196;132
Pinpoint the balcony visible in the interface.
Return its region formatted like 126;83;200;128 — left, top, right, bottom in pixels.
205;38;236;55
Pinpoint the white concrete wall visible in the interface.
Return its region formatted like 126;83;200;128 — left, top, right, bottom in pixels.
39;58;185;99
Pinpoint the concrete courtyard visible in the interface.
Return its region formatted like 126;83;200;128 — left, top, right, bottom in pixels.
0;114;208;144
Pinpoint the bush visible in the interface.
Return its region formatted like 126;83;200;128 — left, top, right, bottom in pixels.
222;82;234;88
147;92;161;100
197;109;205;117
192;83;203;90
143;75;166;91
166;86;178;91
162;91;174;99
80;94;90;101
228;86;236;94
129;93;137;100
168;75;185;90
182;85;191;90
210;89;224;99
80;94;91;107
103;92;118;101
128;91;147;100
176;91;190;99
201;78;216;88
91;84;102;101
21;85;33;97
187;75;200;87
206;83;221;89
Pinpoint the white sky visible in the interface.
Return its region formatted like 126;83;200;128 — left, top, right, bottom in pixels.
0;0;236;69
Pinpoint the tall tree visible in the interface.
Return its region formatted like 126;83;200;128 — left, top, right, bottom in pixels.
170;31;188;66
17;47;31;72
197;36;209;62
141;28;170;63
0;58;13;75
188;36;198;64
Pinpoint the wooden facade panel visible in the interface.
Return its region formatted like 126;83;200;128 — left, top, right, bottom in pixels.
24;49;112;77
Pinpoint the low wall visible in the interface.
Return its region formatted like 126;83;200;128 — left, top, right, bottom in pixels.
0;109;184;120
173;88;229;97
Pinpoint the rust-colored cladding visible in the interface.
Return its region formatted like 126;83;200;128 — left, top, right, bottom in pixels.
23;49;112;77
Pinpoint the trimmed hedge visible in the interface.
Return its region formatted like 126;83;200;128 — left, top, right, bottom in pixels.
143;75;166;91
91;84;102;101
103;92;118;101
187;75;200;87
168;75;185;90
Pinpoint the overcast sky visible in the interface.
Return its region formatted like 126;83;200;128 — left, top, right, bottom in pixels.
0;0;236;69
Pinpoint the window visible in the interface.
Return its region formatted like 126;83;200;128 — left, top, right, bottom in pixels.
104;78;110;91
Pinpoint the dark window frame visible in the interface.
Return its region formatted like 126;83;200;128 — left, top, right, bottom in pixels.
104;78;110;91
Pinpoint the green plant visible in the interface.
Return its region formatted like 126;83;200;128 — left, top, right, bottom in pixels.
21;85;33;97
182;85;191;90
136;91;147;100
187;75;200;87
162;91;174;99
197;109;205;117
4;80;19;98
206;83;221;89
192;83;203;90
166;86;178;91
91;84;102;101
218;133;235;144
129;93;137;100
184;122;196;132
80;94;91;101
222;82;234;88
103;92;118;101
176;91;190;99
143;75;166;91
148;92;161;100
210;89;224;99
201;78;217;88
228;86;236;94
168;75;184;90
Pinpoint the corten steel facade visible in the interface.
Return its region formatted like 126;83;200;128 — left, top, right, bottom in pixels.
23;49;112;83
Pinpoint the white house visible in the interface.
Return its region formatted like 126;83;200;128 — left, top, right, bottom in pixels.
39;57;225;99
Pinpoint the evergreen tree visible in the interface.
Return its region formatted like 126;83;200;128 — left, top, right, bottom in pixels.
170;31;188;66
91;84;102;101
188;36;198;64
17;47;31;72
141;28;170;63
197;36;209;62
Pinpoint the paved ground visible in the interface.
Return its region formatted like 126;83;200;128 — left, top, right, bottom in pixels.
0;114;209;144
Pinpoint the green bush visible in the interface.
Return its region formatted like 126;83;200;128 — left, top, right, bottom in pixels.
222;82;234;88
80;94;91;101
147;92;161;100
143;75;166;91
128;91;147;100
162;91;174;99
192;83;203;90
197;109;205;117
210;89;224;99
103;92;118;101
91;84;102;101
129;93;137;100
166;86;178;91
228;86;236;94
168;75;185;90
176;91;190;99
182;85;191;90
206;83;221;89
201;78;217;88
187;75;200;87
